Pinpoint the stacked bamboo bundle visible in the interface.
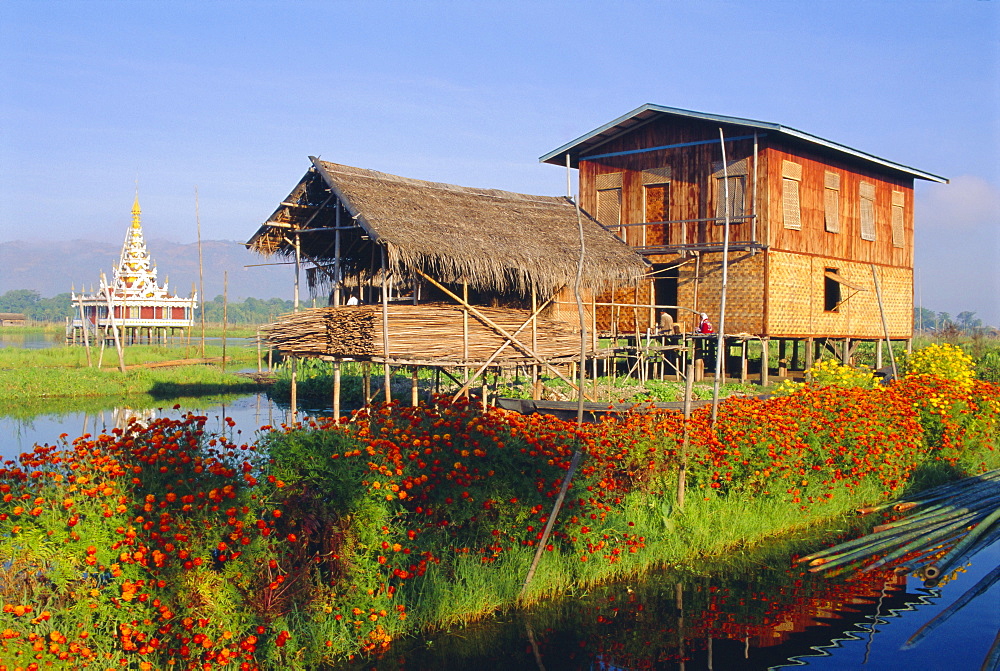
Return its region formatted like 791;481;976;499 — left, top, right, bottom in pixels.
799;469;1000;584
263;303;585;363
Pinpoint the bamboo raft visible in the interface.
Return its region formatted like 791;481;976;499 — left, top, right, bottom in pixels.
262;303;585;364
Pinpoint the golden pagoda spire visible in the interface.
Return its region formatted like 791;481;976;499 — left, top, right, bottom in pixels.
131;187;142;229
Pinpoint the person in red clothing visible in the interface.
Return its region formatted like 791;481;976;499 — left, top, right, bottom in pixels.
697;312;714;334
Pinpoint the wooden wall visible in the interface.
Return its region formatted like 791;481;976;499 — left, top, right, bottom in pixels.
579;118;762;248
764;146;914;268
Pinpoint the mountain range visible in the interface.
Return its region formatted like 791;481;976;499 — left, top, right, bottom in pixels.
0;239;296;301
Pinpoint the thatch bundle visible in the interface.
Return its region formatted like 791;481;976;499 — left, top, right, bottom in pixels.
263;303;586;364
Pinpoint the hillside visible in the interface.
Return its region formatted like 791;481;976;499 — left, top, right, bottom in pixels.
0;239;295;301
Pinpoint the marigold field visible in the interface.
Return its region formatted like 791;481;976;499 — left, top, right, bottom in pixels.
1;359;998;669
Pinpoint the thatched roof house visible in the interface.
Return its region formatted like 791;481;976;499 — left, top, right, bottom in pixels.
246;158;648;298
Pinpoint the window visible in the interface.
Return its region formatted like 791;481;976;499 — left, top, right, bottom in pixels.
712;159;748;223
824;267;842;312
782;160;802;230
595;172;623;238
859;181;876;241
891;190;905;248
716;175;746;222
824;171;841;233
643;168;671;247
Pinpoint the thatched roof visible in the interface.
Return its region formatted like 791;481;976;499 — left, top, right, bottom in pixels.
247;158;647;295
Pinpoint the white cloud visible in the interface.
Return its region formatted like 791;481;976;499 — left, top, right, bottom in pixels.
916;175;1000;231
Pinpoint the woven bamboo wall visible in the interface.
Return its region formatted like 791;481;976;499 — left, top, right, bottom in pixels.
677;251;765;334
766;251;912;338
587;283;657;333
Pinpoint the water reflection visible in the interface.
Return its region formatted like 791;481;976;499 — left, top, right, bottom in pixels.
0;392;306;462
348;536;999;671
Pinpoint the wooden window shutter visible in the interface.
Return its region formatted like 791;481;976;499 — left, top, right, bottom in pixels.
782;178;801;230
890;190;905;248
716;175;746;221
859;181;876;241
595;172;623;236
824;171;841;233
781;160;802;181
642;167;671;185
597;186;622;231
595;172;622;190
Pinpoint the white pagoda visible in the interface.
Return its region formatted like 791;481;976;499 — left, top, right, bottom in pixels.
70;196;197;344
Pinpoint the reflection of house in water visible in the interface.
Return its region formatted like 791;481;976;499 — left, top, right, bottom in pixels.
69;196;197;345
111;407;158;430
585;570;917;671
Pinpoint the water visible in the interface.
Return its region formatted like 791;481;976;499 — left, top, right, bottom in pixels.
0;391;331;463
360;538;1000;670
0;331;61;349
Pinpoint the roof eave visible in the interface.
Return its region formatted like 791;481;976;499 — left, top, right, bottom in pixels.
540;104;948;183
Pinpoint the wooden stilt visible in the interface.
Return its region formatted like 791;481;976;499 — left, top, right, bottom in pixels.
363;363;372;403
332;361;341;419
876;339;884;369
804;337;815;369
740;339;748;384
411;366;419;406
760;337;770;386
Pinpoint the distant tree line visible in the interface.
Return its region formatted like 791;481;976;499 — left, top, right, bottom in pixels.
0;289;293;325
913;307;992;334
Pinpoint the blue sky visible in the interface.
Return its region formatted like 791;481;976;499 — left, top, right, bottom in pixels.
0;0;997;324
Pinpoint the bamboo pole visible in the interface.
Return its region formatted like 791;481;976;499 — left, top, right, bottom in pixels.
196;187;205;358
381;246;392;403
222;271;228;373
531;285;538;394
462;282;469;385
332;362;341;419
678;342;694;510
101;272;126;373
521;195;589;597
411;366;419;406
712;127;732;427
450;295;556;401
78;296;92;367
871;264;899;380
333;203;342;307
414;270;593;400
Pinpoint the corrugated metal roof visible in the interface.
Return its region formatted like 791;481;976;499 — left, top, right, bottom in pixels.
540;103;947;183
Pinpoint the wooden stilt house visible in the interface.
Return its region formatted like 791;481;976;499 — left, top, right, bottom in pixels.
541;104;947;371
246;158;647;386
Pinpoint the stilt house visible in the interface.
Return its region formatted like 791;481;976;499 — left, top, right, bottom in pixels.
541;104;947;366
246;158;646;375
